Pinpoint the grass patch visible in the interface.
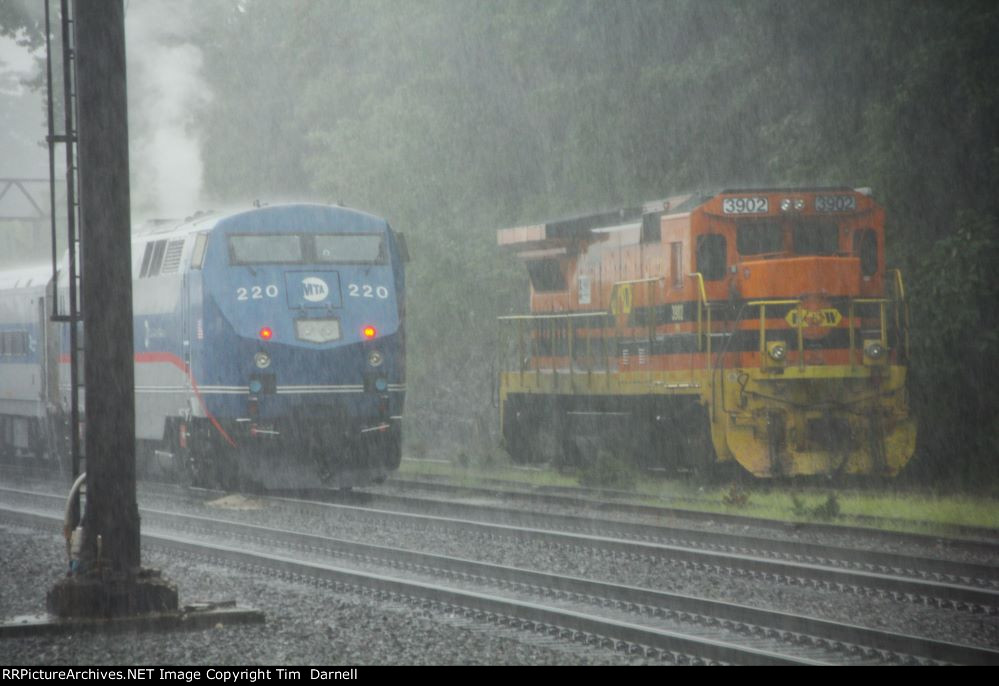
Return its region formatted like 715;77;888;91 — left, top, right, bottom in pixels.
396;453;999;535
577;451;638;491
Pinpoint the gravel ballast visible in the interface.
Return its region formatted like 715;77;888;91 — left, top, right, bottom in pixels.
3;477;997;664
0;523;644;666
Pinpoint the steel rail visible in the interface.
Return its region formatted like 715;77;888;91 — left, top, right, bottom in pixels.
3;486;998;614
6;503;998;664
138;507;999;665
0;506;819;666
331;487;999;590
385;475;999;553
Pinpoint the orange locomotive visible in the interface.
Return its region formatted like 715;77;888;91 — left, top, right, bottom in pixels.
496;188;916;477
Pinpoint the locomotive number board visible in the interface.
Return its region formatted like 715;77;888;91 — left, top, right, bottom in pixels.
814;195;857;212
722;197;769;214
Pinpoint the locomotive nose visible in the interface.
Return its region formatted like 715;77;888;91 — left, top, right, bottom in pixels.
736;255;862;300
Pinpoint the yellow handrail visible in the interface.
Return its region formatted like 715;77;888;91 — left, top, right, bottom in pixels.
689;272;708;305
888;269;905;301
687;272;710;356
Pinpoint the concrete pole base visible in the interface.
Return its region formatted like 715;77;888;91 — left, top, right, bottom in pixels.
47;568;179;618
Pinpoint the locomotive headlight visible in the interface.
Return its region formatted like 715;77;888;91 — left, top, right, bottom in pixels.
296;318;341;343
367;350;384;368
793;198;805;211
864;340;886;361
767;341;787;362
254;352;271;369
780;198;792;212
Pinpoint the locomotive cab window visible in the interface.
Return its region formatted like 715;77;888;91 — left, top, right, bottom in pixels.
526;258;567;292
229;234;304;265
737;220;783;256
191;233;209;270
696;234;727;281
854;228;878;276
315;234;386;264
641;212;662;243
792;219;840;256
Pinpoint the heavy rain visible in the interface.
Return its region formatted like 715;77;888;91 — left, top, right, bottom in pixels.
1;0;997;667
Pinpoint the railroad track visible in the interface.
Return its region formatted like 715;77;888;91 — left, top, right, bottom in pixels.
3;500;997;665
380;474;999;552
256;486;999;600
6;483;999;615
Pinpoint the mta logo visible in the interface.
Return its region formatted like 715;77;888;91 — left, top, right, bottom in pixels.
302;277;330;302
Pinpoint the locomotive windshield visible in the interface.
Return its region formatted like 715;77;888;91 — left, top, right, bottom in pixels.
314;234;385;264
792;218;839;255
229;234;304;264
735;218;842;257
736;220;783;255
228;233;386;265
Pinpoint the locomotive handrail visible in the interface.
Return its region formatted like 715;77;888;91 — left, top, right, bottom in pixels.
849;297;893;368
612;277;663;386
887;269;910;360
689;272;708;306
888;269;905;301
747;298;805;370
497;311;612;384
612;276;664;286
497;312;608;320
688;273;711;359
746;295;904;371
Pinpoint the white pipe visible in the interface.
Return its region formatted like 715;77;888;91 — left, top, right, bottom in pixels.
62;471;86;561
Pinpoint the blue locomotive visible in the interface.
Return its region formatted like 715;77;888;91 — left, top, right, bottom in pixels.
0;203;407;489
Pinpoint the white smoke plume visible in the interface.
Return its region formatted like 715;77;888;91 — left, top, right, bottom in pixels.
125;0;212;219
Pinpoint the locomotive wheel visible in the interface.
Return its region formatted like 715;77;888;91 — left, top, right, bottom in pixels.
175;420;239;490
504;427;537;465
383;431;402;470
556;434;600;469
177;434;212;489
502;398;560;465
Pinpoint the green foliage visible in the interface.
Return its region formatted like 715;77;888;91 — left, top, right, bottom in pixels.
902;212;999;486
577;450;638;491
791;493;841;521
722;482;750;508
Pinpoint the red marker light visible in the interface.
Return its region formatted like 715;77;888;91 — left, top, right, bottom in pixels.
260;326;274;340
362;325;377;340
